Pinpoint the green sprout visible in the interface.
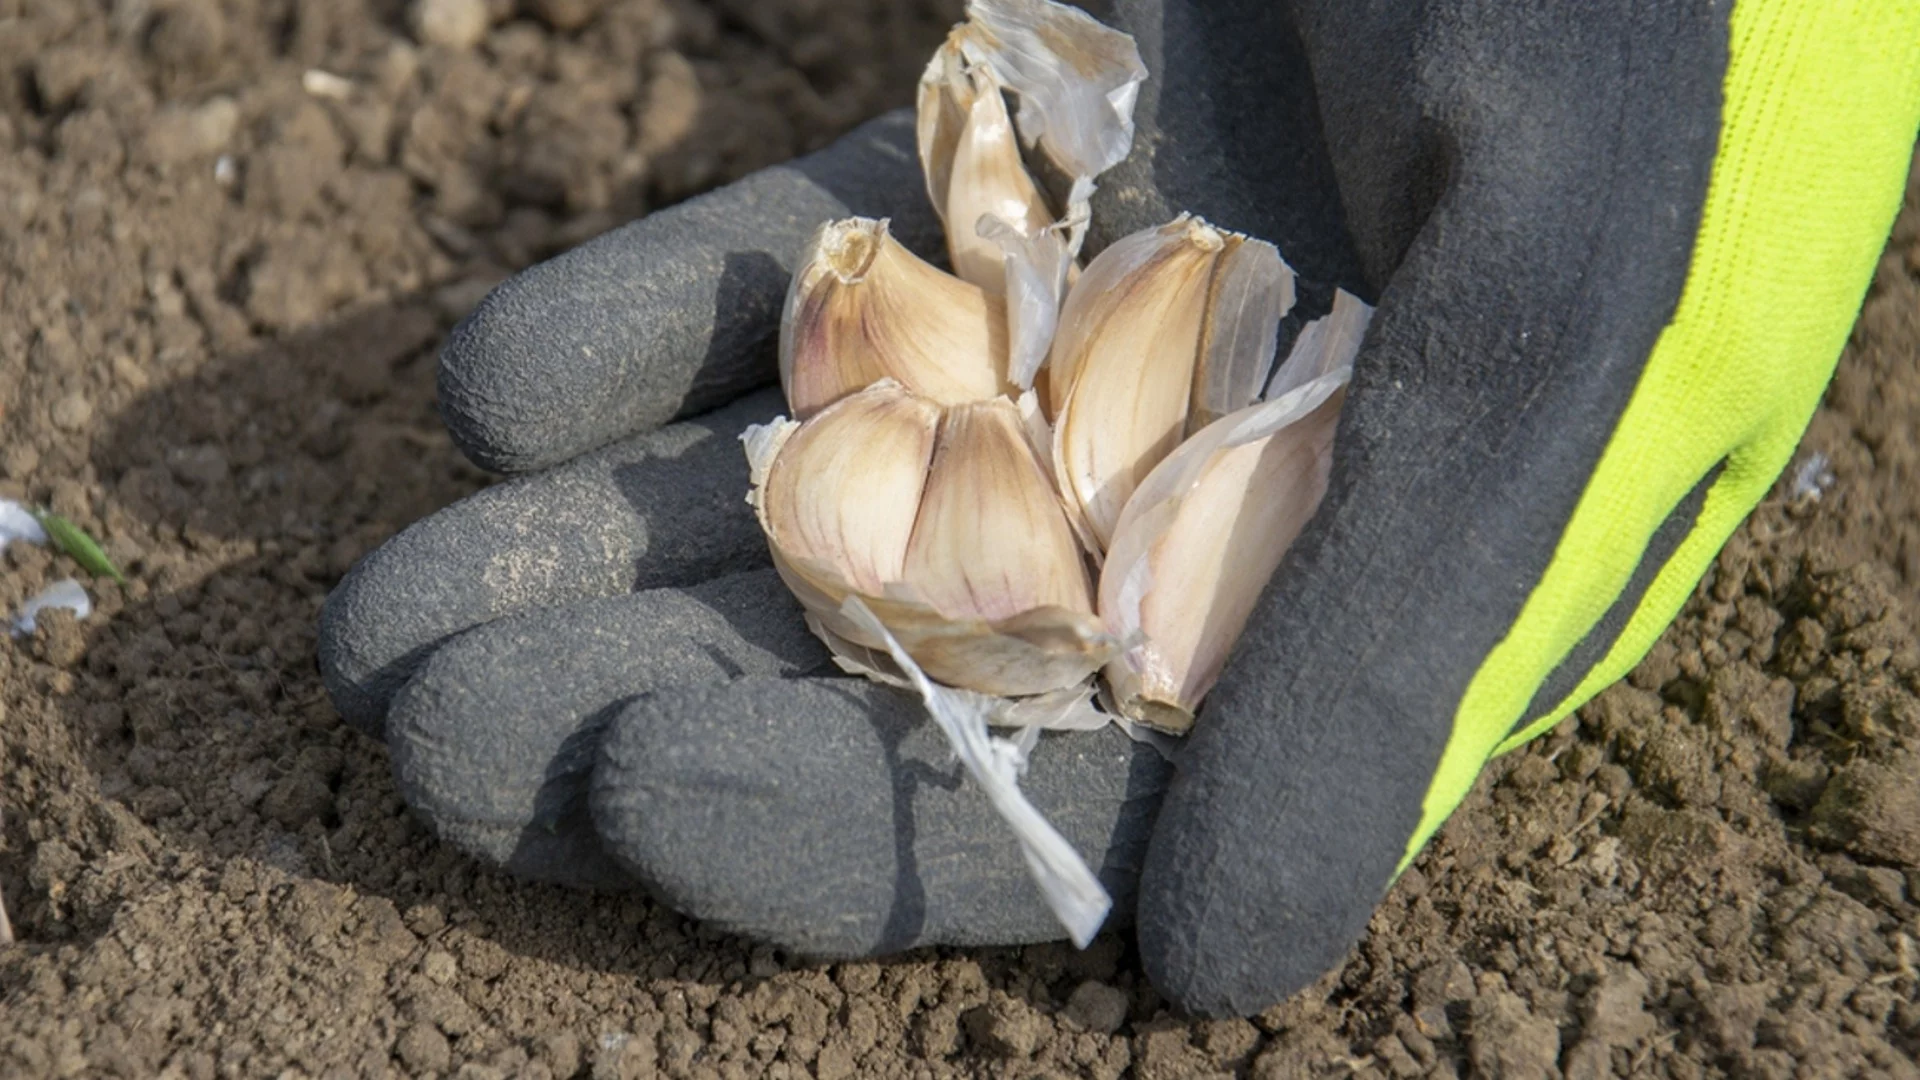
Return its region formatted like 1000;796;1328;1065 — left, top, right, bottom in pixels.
30;508;127;585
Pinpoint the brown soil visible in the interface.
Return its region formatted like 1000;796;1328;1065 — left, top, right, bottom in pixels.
3;2;1918;1077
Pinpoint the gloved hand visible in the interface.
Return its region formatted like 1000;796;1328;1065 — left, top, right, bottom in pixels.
318;0;1920;1016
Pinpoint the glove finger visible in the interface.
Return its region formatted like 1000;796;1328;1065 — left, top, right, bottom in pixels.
591;677;1169;958
1137;6;1731;1016
318;388;781;736
440;110;940;475
384;569;827;892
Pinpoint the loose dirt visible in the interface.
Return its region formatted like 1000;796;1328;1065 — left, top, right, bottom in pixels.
3;2;1918;1077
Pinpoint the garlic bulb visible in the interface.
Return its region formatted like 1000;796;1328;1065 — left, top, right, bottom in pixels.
738;0;1370;945
746;381;1115;698
779;218;1012;420
1049;215;1296;554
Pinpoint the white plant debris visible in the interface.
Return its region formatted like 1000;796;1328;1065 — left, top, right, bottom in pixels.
12;578;91;637
0;498;47;554
1790;451;1835;503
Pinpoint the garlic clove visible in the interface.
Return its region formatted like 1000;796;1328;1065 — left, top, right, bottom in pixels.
916;37;973;232
904;396;1095;621
1048;216;1221;553
917;43;1055;294
779;218;1013;419
1097;289;1373;732
889;395;1111;696
1043;219;1186;419
746;382;1114;699
1049;215;1296;555
918;0;1147;392
752;380;940;601
1099;379;1344;733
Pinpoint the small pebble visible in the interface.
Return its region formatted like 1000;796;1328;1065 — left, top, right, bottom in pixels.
530;0;609;32
50;393;93;431
142;96;239;166
192;98;239;150
301;69;354;101
411;0;489;50
0;445;38;480
1061;980;1129;1035
167;443;230;488
422;950;458;984
377;42;422;95
396;1023;452;1073
964;998;1042;1058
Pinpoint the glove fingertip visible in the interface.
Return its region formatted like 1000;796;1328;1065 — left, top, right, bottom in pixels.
382;571;824;893
437;110;943;476
316;528;453;739
437;266;599;476
436;211;791;476
384;618;639;893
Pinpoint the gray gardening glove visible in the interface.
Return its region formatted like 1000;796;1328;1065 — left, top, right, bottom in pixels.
322;0;1902;1016
317;109;1175;947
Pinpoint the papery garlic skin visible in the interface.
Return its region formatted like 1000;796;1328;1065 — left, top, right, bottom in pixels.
958;0;1147;190
779;218;1012;419
1266;288;1371;402
852;593;1115;699
1188;238;1296;431
1049;216;1295;555
746;381;1116;698
979;216;1075;391
837;595;1113;949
